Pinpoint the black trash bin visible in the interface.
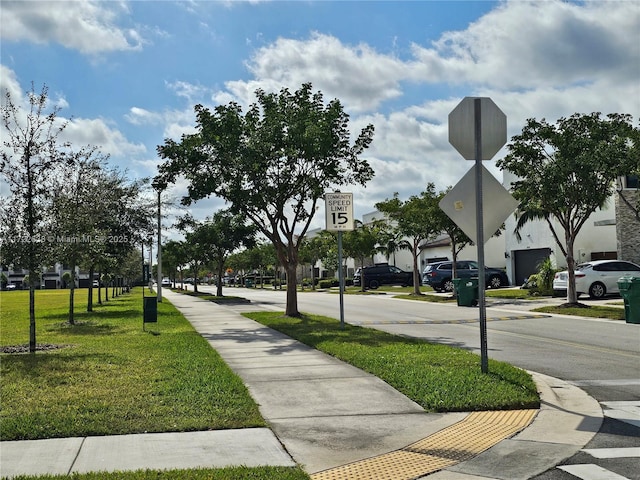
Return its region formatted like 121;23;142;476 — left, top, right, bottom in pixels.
143;296;157;323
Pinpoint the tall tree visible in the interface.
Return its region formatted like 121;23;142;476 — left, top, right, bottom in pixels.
342;220;382;292
50;148;106;324
157;83;374;316
299;235;331;290
203;209;256;296
376;224;404;267
162;240;187;287
1;84;69;352
83;170;153;309
497;112;638;304
376;184;442;295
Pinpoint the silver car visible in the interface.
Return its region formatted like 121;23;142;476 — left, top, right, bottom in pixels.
553;260;640;299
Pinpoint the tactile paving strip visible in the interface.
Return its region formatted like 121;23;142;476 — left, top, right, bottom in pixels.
310;409;538;480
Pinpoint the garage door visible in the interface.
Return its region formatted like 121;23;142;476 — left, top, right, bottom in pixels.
513;248;551;286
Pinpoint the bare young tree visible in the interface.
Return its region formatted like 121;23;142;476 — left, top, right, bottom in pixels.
1;84;70;352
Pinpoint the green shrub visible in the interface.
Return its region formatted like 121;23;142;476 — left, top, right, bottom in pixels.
318;278;339;288
526;257;558;296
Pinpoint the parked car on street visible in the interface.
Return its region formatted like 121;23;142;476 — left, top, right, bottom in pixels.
353;264;415;289
552;259;640;299
161;277;171;287
422;260;510;292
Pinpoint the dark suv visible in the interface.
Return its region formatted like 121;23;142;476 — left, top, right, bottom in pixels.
422;260;509;292
353;264;415;289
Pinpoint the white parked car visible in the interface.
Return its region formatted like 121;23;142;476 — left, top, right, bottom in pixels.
553;260;640;299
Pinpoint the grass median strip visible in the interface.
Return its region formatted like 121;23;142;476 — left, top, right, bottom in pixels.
0;289;265;441
2;467;310;480
245;311;539;412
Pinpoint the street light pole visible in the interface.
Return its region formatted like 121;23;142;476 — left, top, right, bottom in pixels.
152;179;166;303
156;187;162;302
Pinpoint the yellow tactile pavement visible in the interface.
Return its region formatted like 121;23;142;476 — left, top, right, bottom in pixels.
310;409;538;480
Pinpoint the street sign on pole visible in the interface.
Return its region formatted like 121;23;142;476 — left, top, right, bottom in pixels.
449;97;507;160
439;164;519;245
325;192;354;231
325;192;354;329
447;97;510;374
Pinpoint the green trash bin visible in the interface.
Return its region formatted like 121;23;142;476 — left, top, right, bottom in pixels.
453;277;478;307
143;296;157;323
617;276;640;324
245;279;254;288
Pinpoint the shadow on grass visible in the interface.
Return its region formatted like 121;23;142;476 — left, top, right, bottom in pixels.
45;322;121;336
2;352;119;377
244;312;450;352
43;308;140;322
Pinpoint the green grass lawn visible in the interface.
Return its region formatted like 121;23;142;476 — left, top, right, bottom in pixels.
532;304;626;320
4;467;309;480
245;311;539;412
0;289;265;441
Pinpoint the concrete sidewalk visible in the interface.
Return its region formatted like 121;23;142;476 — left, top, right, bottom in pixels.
0;289;603;479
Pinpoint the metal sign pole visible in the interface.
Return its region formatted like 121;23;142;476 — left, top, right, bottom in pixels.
338;230;345;329
474;98;489;374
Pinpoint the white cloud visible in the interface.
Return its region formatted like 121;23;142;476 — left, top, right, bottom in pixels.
165;80;211;105
61;117;146;158
125;107;164;126
0;0;145;54
161;0;638;231
409;0;640;90
0;65;23;103
220;32;409;112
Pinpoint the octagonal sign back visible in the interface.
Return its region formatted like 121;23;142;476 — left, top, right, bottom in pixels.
449;97;507;160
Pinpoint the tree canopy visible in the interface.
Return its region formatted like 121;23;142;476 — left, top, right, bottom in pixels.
157;83;375;315
376;183;442;294
497;112;639;303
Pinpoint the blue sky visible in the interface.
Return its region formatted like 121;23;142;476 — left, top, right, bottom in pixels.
2;0;639;235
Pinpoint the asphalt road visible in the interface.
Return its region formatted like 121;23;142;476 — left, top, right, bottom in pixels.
198;285;640;479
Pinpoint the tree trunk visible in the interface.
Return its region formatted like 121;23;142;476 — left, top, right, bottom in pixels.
412;244;421;295
566;233;578;303
193;268;198;293
87;266;94;312
68;265;75;325
285;263;300;316
450;246;460;299
216;263;224;297
29;282;36;353
98;271;102;304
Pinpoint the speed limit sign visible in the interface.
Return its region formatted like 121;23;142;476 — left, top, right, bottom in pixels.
325;192;354;231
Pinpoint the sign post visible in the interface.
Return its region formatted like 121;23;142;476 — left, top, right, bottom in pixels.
448;97;508;373
325;192;355;329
